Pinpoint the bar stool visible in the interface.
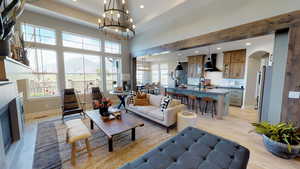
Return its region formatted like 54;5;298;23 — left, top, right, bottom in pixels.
166;92;177;99
200;97;217;118
188;95;198;113
177;93;188;104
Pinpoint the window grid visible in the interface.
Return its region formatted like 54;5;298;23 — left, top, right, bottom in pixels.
62;32;101;52
21;23;56;45
151;64;160;83
27;49;58;97
105;57;122;91
21;23;123;95
105;41;121;54
160;64;169;86
64;53;102;95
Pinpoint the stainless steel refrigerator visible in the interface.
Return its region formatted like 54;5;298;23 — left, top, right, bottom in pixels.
257;66;273;122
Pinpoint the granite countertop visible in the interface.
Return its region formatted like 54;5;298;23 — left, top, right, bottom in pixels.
166;86;230;95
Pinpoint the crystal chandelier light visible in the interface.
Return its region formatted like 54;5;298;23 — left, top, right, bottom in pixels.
98;0;135;39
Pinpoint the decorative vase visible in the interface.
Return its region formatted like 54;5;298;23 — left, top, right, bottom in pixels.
0;40;10;57
263;135;300;159
99;107;109;117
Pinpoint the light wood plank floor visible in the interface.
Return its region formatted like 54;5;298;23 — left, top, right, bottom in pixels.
15;107;300;169
197;107;300;169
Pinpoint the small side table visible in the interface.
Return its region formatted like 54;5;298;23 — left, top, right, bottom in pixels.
177;112;197;132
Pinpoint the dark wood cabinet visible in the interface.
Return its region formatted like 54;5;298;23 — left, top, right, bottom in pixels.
223;49;246;79
188;55;204;78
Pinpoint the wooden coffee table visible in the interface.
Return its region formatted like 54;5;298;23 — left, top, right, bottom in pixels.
86;110;144;152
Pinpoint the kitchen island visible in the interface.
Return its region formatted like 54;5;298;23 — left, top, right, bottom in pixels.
165;87;230;119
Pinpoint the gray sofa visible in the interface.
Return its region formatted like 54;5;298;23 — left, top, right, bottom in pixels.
119;127;250;169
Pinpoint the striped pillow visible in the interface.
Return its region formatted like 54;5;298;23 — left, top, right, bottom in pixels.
160;96;172;112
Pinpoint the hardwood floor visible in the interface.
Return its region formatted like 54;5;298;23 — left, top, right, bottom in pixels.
198;107;300;169
14;107;300;169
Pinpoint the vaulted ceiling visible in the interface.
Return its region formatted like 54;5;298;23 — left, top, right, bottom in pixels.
25;0;192;34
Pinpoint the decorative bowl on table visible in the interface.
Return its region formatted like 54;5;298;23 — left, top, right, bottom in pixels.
109;107;122;119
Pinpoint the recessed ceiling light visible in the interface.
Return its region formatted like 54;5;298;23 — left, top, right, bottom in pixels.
246;42;252;46
72;0;77;2
217;47;221;50
195;51;199;54
140;5;144;9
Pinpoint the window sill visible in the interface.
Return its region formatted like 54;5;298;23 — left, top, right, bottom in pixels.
27;95;60;101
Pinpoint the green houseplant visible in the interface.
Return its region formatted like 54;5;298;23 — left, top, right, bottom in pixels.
251;122;300;159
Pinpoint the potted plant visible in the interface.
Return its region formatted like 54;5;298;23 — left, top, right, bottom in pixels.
251;122;300;159
98;97;112;119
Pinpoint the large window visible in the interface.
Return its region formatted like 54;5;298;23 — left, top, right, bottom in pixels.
151;64;159;83
62;32;101;51
21;23;56;45
136;62;150;85
105;41;121;54
105;57;121;91
160;64;169;86
27;49;58;97
64;53;102;94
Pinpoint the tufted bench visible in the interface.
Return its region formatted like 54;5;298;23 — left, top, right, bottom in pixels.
119;127;250;169
66;119;92;165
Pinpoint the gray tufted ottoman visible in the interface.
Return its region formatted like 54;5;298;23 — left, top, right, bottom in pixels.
119;127;250;169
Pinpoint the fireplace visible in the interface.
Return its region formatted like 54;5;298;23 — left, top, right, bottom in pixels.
0;82;24;156
0;105;13;153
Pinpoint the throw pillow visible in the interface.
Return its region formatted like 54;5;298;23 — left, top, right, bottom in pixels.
136;91;147;99
160;96;172;112
127;91;136;105
134;98;150;106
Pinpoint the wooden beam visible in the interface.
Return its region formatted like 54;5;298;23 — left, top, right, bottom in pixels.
281;22;300;126
133;10;300;57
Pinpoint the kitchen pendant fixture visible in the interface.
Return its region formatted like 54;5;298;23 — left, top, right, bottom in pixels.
98;0;135;39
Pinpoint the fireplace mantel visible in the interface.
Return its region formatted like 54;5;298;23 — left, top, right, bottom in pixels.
0;56;31;82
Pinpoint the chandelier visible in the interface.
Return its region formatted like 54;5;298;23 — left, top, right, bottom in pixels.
98;0;135;38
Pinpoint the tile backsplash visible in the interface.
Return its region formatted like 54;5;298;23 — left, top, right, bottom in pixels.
188;72;245;88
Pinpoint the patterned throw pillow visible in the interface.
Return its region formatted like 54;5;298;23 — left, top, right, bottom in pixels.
136;91;147;99
127;91;136;105
134;98;150;106
160;96;172;112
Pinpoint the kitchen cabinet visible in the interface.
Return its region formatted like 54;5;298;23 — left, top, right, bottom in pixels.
188;55;204;78
229;89;244;107
223;49;246;79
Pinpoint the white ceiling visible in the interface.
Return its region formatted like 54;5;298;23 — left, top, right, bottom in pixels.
49;0;188;30
139;34;274;62
54;0;103;16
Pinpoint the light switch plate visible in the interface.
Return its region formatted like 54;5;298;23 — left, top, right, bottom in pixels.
288;91;300;99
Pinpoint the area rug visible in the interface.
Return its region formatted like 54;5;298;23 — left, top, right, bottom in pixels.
33;112;175;169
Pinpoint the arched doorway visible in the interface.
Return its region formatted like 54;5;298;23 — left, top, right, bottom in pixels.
243;50;270;120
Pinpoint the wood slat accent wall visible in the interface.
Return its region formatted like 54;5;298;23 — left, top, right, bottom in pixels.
281;23;300;125
133;10;300;57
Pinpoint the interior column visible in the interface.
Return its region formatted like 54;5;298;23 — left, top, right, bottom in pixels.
281;23;300;126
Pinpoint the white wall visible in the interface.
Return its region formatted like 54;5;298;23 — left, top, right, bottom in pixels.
17;10;130;114
131;0;300;53
243;40;274;108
